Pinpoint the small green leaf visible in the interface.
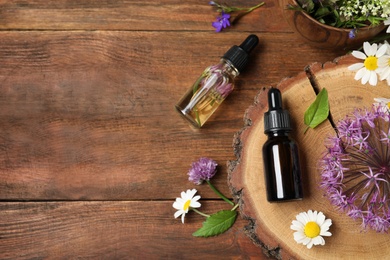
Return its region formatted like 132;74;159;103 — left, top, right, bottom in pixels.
192;210;237;237
296;0;314;12
304;88;329;133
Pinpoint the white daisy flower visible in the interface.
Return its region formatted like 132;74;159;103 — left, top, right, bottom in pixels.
173;189;201;223
348;42;388;86
378;42;390;85
290;210;332;249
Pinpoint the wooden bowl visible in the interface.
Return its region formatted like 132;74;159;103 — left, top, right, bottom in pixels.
278;0;386;50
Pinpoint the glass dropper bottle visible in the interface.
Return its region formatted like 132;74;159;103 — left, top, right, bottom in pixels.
262;88;303;202
175;34;259;128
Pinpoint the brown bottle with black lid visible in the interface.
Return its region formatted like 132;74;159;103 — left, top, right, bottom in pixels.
262;88;303;202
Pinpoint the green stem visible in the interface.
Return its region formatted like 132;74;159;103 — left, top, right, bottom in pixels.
206;180;234;206
192;208;210;218
195;109;201;126
231;2;265;25
231;203;239;211
246;2;265;13
303;125;310;134
230;2;265;12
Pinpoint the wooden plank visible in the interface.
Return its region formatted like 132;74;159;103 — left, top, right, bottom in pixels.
0;0;289;32
0;200;266;259
0;31;345;200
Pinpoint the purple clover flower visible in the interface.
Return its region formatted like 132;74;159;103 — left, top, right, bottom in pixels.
188;157;218;185
320;105;390;232
212;12;231;32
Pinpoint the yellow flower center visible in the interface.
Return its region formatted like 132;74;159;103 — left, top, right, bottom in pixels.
364;56;378;71
183;200;191;211
304;221;320;238
387;102;390;110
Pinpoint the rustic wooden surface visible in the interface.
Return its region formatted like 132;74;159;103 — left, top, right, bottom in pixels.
0;0;352;259
228;55;390;259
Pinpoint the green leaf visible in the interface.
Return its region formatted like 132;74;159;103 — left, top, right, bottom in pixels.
304;88;329;133
296;0;314;12
192;210;237;237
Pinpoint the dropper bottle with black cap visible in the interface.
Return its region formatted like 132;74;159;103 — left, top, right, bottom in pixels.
175;34;259;128
262;88;303;202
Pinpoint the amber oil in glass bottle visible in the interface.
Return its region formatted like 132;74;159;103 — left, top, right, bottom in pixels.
175;35;259;128
262;88;303;202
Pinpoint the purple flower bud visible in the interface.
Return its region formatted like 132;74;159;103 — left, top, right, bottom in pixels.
188;157;218;185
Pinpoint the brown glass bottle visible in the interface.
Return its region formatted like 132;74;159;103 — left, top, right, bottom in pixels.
262;88;303;202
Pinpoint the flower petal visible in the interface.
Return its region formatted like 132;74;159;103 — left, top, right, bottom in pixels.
352;50;367;60
354;67;366;80
321;231;332;237
380;68;390;81
293;231;307;242
321;219;332;230
187;188;197;199
363;42;373;56
369;71;378;86
370;43;378;56
317;212;326;225
377;44;388;57
312;236;325;246
291;220;304;230
296;212;308;224
174;210;183;219
173;201;182;210
362;70;371;84
306;240;314;249
348;63;364;71
190;201;201;208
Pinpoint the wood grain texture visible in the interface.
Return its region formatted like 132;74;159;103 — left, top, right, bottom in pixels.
0;0;288;32
0;31;344;200
228;55;390;259
0;0;354;258
0;200;266;259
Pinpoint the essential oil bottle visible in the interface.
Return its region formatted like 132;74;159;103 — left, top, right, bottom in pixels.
175;34;259;128
262;88;303;202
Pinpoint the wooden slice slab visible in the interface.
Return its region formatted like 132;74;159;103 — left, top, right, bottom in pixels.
228;55;390;259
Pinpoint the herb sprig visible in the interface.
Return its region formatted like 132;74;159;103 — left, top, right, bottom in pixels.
290;0;389;32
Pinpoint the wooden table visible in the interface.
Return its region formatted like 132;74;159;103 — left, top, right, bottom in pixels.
0;1;347;258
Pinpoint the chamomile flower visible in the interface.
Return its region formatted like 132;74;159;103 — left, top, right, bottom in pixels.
173;189;201;223
378;42;390;85
348;42;388;86
290;210;332;249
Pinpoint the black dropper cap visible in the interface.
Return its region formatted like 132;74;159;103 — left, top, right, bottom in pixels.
264;88;292;134
222;34;259;73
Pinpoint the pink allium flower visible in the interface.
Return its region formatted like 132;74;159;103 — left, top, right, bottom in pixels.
188;157;218;185
320;104;390;232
